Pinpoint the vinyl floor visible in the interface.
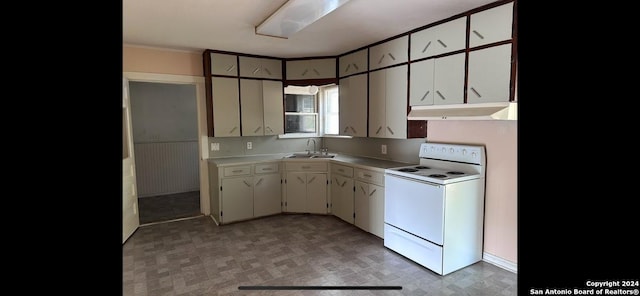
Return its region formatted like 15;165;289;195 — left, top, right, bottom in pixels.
138;191;202;224
123;214;517;295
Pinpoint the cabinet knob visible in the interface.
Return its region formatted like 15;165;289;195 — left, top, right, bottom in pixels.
264;68;272;76
436;39;447;48
387;126;394;135
436;91;445;100
387;53;396;61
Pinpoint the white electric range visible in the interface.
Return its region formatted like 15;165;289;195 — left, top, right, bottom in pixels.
383;142;487;275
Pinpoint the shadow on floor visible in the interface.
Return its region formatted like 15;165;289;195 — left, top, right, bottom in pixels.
138;191;201;224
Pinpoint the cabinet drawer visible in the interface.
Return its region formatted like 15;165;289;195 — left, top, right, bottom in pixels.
355;168;384;185
223;166;252;177
331;163;353;177
255;163;279;174
286;162;327;171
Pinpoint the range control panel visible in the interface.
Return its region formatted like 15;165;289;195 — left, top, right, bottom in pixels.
419;142;485;165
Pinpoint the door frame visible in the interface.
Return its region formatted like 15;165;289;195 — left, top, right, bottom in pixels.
123;72;210;216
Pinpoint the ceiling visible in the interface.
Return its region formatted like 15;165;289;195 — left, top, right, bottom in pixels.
123;0;499;58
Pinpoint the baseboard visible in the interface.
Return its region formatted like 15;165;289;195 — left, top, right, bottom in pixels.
210;215;220;226
483;252;517;274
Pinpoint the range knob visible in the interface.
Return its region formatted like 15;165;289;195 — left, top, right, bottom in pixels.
471;152;477;158
449;148;454;153
441;147;446;153
462;149;467;155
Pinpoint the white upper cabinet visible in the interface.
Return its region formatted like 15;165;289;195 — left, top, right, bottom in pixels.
410;17;467;60
339;73;367;137
210;53;238;76
339;49;368;77
467;44;512;104
410;53;465;106
433;53;465;105
469;2;514;48
286;58;336;80
240;79;284;136
262;80;284;135
409;59;435;106
369;36;408;70
369;65;407;139
212;77;241;137
239;56;282;79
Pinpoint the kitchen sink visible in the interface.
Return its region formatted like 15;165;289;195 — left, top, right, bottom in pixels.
284;153;336;159
310;154;335;158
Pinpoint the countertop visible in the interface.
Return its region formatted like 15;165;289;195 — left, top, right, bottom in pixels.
207;153;415;171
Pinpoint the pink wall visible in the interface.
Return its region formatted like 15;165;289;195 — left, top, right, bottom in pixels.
123;45;203;76
428;120;517;263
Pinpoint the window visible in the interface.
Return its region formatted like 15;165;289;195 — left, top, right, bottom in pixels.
321;85;339;135
284;93;317;134
282;84;340;137
284;85;318;136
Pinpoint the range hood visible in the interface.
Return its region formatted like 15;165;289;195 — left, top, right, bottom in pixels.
407;102;517;120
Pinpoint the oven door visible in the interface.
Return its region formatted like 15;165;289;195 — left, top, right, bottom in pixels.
384;174;445;245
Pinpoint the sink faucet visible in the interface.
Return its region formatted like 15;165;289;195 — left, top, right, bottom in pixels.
306;138;317;154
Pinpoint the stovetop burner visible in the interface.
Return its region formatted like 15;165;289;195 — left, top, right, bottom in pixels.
447;171;464;175
415;166;430;169
428;174;447;178
398;168;419;172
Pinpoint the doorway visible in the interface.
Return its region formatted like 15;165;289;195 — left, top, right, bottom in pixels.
129;81;201;224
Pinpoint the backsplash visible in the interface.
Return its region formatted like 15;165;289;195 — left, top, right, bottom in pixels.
208;136;425;164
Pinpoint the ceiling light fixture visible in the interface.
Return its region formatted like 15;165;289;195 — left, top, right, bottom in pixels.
256;0;351;39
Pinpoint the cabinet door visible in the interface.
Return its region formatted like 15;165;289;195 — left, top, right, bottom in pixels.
310;59;336;79
286;59;336;80
211;53;238;76
384;65;407;139
221;177;253;223
307;173;328;214
261;58;283;79
212;77;241;137
240;79;264;136
368;70;386;138
354;181;370;233
285;172;307;213
410;17;466;60
355;182;384;238
433;53;465;105
254;173;282;217
339;49;367;77
368;184;384;238
467;44;512;104
339;74;367;137
469;2;514;48
370;36;408;70
238;56;263;78
331;175;354;224
409;59;435;106
262;80;284;135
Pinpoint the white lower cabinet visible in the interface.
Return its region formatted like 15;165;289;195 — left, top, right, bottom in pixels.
286;172;328;214
253;168;282;218
210;162;282;224
354;169;385;238
221;177;254;223
331;174;354;224
284;162;328;214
